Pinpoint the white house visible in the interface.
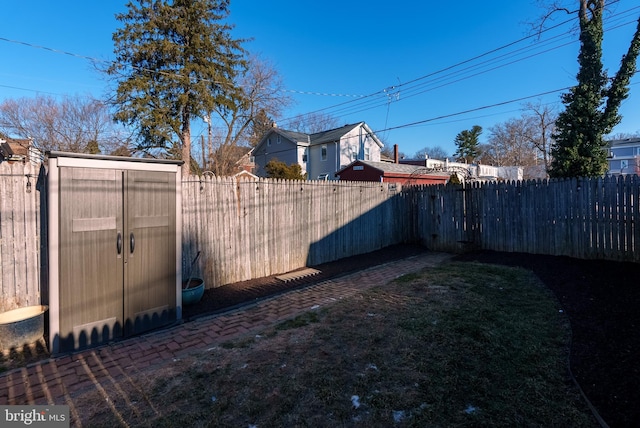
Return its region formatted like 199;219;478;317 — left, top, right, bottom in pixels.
253;122;383;180
607;137;640;176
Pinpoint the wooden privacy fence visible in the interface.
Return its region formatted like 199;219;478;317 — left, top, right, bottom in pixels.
416;175;640;262
182;177;414;288
0;162;41;312
2;169;639;311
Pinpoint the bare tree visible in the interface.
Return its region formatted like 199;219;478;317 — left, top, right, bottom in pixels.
608;131;640;140
483;118;538;167
523;102;556;172
285;112;341;134
477;102;556;175
0;95;129;154
414;145;449;160
203;55;292;176
380;145;407;160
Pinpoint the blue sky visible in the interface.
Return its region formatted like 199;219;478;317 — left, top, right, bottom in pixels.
1;1;639;158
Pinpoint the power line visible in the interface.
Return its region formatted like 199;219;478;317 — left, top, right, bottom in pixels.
0;83;65;97
373;87;572;134
280;5;639;122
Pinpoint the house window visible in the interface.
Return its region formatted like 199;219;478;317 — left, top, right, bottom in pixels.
267;138;271;147
302;148;308;162
277;135;281;144
364;147;370;160
621;160;629;170
321;145;327;161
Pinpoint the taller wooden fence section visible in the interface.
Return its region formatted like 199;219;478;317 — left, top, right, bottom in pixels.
416;175;640;262
0;162;41;312
182;177;414;288
1;170;639;311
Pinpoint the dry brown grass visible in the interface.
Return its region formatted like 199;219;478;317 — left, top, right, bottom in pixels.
73;262;596;427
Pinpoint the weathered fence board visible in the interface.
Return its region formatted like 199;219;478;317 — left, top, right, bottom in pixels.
0;162;40;312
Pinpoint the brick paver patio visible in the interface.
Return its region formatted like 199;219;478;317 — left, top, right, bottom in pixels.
0;252;451;413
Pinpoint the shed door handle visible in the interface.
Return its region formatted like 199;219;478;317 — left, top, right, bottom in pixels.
117;232;122;255
130;232;135;254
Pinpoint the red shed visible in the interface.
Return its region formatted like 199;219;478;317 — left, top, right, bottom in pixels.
336;160;449;185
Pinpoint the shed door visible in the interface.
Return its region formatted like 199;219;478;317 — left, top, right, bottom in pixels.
58;167;177;352
59;167;124;351
124;170;177;335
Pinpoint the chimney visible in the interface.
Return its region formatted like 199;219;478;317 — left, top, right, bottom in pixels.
394;144;399;164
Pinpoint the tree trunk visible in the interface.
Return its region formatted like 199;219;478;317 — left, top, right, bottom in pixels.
181;110;191;176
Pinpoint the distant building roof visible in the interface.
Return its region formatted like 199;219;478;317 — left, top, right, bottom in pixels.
0;138;31;160
350;160;446;175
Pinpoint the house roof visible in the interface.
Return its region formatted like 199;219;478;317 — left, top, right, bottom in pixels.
610;137;640;147
275;129;310;144
233;170;259;180
310;122;384;148
253;128;309;154
309;123;361;145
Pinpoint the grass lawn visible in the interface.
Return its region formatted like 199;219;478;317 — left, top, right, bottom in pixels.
78;262;596;427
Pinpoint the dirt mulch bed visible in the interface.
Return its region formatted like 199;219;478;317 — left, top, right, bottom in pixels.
453;250;639;428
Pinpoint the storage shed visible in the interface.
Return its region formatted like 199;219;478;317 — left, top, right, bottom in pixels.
47;152;183;353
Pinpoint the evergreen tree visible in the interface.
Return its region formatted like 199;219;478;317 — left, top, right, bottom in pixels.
453;125;482;163
108;0;246;175
550;1;640;178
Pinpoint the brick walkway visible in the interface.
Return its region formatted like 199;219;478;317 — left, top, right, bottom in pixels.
0;252;451;414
